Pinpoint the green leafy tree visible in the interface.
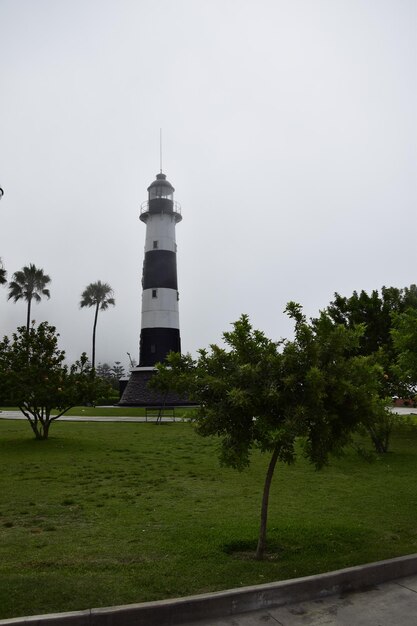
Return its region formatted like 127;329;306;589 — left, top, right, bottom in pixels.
97;361;125;381
96;362;113;382
324;285;417;451
111;361;125;380
96;361;125;391
0;322;109;440
326;285;417;394
8;263;51;331
0;258;6;286
153;306;385;559
80;281;115;370
392;308;417;394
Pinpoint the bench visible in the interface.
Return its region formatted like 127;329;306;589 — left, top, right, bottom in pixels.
145;406;176;422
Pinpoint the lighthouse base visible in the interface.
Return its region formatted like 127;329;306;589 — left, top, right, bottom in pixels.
118;367;191;407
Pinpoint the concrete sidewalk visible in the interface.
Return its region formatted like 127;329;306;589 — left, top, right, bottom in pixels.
184;575;417;625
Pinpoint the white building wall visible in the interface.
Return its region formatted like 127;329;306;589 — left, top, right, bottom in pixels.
141;310;180;329
141;288;179;329
144;214;177;253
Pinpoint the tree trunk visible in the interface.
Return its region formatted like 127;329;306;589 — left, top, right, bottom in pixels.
255;446;280;560
367;424;389;453
26;297;32;333
24;414;50;440
27;417;40;439
19;407;51;440
39;420;51;440
92;303;99;370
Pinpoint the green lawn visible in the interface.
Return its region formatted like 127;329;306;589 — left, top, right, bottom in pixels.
0;418;417;619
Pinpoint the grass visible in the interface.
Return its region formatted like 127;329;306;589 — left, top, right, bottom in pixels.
0;417;417;619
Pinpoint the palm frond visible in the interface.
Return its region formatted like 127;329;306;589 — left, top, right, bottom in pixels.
0;258;6;285
7;263;51;304
7;281;24;302
80;281;115;309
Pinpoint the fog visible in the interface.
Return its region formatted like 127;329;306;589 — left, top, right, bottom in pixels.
0;0;416;370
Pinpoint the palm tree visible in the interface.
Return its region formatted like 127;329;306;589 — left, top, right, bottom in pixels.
0;258;6;286
8;264;51;331
80;281;115;370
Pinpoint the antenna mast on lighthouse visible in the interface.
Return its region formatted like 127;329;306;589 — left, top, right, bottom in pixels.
159;128;163;174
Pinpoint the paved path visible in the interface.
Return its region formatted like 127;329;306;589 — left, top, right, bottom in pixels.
0;410;183;422
1;407;416;423
183;574;417;625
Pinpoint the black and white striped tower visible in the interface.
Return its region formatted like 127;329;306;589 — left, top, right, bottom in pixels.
119;170;184;406
139;171;182;365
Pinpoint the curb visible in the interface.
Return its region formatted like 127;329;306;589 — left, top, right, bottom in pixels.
1;553;417;626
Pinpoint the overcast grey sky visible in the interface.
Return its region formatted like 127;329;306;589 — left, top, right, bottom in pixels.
0;0;416;369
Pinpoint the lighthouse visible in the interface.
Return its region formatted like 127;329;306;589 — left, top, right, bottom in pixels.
139;172;182;365
119;170;184;406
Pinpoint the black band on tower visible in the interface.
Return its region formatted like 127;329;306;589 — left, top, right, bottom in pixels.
143;250;178;290
139;327;181;366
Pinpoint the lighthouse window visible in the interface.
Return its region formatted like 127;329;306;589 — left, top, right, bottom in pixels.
149;186;173;201
151;344;156;354
152;289;158;299
153;240;158;249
